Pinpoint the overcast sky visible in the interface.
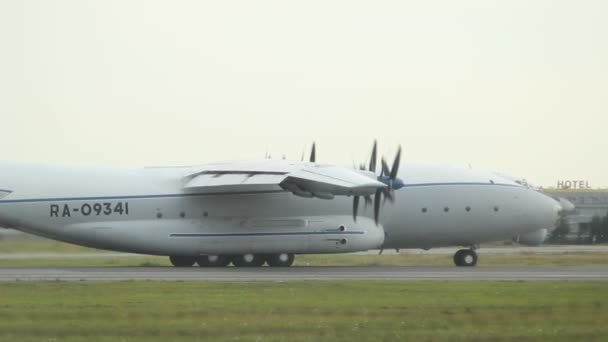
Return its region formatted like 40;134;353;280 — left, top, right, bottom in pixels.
0;1;606;188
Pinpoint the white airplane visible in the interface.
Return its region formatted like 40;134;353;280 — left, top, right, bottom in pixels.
0;142;560;267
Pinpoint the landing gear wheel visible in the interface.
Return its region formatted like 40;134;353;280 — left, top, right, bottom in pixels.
197;255;232;267
266;253;295;267
453;249;478;267
232;254;266;267
169;256;196;267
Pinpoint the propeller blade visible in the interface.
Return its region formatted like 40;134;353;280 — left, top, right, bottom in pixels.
381;158;390;177
364;195;372;209
390;146;402;180
386;189;395;203
368;140;377;173
353;196;360;222
309;142;316;163
374;189;382;225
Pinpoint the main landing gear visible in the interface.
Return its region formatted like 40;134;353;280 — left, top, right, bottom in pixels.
266;253;295;267
169;253;295;267
196;255;232;267
169;256;196;267
453;248;478;267
232;254;266;267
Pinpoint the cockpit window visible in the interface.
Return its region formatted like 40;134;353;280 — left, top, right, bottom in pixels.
0;190;11;200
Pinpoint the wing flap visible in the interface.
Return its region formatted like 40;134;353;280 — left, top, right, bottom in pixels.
181;161;386;198
281;166;384;199
184;172;286;193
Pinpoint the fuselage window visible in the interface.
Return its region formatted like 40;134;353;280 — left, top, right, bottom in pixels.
421;208;428;213
494;206;499;212
444;207;449;213
465;206;471;212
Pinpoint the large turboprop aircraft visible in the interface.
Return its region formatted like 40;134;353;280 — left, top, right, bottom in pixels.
0;142;560;267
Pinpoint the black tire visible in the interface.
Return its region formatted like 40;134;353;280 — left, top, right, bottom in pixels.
169;255;196;267
266;253;295;267
232;254;266;267
197;255;232;267
453;250;464;266
453;249;478;267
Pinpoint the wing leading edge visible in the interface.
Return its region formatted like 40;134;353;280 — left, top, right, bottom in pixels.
182;160;385;199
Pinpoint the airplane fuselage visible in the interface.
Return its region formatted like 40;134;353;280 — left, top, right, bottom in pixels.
0;161;560;262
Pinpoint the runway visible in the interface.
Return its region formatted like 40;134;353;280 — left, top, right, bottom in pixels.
1;266;607;281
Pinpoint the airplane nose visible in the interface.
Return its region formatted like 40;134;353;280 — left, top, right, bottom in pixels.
541;193;563;231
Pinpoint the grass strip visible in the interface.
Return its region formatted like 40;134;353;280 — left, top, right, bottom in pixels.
0;281;606;341
1;252;608;267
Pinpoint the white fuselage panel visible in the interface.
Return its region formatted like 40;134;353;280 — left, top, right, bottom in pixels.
0;161;560;255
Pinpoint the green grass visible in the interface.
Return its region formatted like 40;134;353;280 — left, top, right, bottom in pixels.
1;252;607;267
0;236;105;253
0;281;606;341
0;235;527;254
1;235;607;267
298;252;608;266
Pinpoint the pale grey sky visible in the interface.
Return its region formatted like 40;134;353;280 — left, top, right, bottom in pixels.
0;0;606;187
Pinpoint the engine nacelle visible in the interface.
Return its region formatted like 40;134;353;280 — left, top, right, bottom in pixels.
513;229;548;246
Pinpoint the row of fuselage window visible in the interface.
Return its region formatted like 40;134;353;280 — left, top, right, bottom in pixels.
420;206;499;213
157;208;500;219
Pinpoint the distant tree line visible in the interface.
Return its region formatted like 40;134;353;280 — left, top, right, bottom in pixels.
590;213;608;243
548;211;608;244
549;215;571;242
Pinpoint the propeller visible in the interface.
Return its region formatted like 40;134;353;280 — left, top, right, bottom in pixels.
379;146;402;204
353;195;360;222
353;141;376;222
368;140;377;173
353;141;404;225
309;142;316;163
381;159;390;177
373;188;382;224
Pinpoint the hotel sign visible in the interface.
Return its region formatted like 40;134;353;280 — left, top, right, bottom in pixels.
557;180;591;190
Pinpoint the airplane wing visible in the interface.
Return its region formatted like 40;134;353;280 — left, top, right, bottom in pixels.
182;160;385;199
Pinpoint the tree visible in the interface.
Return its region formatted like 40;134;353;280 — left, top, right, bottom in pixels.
549;214;570;243
601;212;608;243
590;215;603;244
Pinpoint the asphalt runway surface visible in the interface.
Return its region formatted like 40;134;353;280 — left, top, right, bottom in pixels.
1;266;607;281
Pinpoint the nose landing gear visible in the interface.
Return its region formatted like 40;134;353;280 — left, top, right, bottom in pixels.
453;248;478;267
